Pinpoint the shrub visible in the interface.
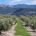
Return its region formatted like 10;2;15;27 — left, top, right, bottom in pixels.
30;19;36;32
0;18;13;34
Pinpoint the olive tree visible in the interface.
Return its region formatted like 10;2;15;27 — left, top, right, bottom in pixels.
24;17;31;26
31;19;36;31
0;18;13;34
20;16;26;22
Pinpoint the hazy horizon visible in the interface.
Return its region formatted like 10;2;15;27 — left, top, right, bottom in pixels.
0;0;36;5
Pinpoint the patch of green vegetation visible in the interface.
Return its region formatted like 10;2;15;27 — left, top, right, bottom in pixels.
16;18;30;36
0;14;17;34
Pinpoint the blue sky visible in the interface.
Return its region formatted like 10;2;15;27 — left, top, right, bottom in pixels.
0;0;36;5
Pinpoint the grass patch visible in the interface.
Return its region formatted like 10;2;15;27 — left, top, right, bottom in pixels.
16;18;30;36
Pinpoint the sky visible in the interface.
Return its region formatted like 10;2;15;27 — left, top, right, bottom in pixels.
0;0;36;5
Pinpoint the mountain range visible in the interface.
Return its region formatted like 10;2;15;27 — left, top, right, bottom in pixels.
13;4;36;8
0;4;36;16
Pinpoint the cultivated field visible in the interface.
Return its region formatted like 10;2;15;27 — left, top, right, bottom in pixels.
0;15;36;36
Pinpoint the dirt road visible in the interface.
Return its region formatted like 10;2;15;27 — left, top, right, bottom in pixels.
0;24;16;36
26;27;36;36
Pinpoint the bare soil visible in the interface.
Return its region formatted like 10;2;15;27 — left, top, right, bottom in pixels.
0;24;16;36
26;27;36;36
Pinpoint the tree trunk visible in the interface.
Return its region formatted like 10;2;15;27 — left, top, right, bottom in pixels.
0;31;1;34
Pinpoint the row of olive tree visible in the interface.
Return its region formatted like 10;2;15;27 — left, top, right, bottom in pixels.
31;19;36;30
0;18;14;34
14;16;36;32
20;16;31;26
20;16;36;30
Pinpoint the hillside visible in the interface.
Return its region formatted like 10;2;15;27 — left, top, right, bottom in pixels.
0;4;36;16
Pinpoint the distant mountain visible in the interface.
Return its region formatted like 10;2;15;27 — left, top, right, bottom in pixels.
13;4;36;8
13;4;30;8
0;4;36;16
30;5;36;8
0;4;36;8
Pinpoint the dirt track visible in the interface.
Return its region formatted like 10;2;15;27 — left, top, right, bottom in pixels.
0;24;16;36
26;27;36;36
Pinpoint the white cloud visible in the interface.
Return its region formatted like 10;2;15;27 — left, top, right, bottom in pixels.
31;0;36;5
12;0;22;2
8;0;32;5
9;0;35;5
0;0;36;5
8;0;22;5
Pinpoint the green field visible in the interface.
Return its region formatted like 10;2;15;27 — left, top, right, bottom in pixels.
16;18;30;36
